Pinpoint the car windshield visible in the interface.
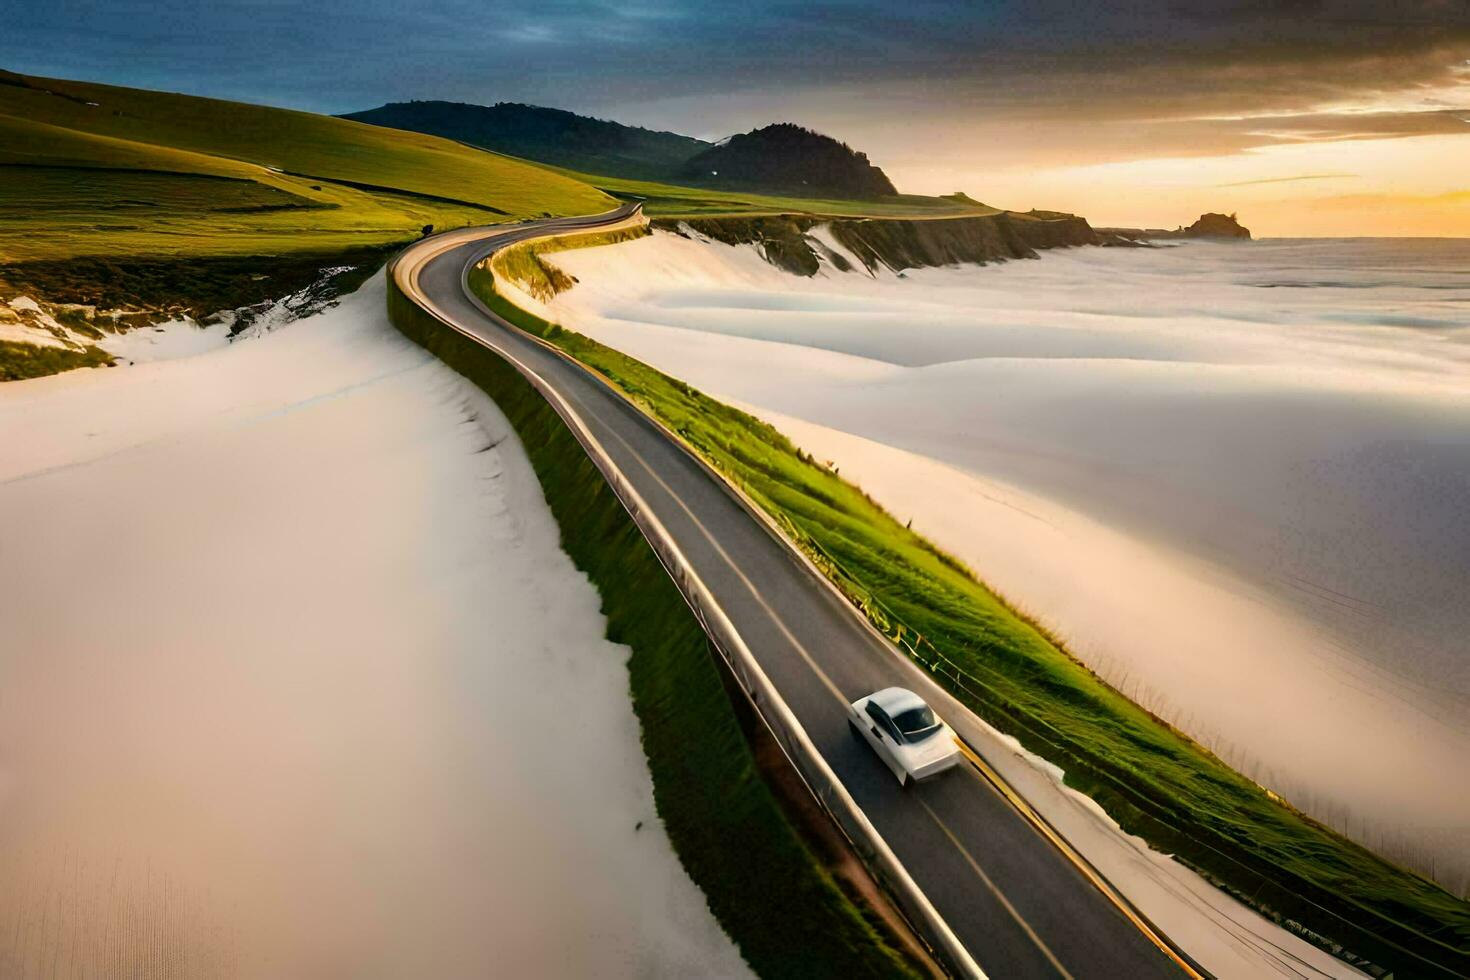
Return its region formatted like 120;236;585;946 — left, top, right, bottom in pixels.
891;704;941;742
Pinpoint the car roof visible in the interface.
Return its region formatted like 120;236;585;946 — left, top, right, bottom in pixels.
869;687;928;715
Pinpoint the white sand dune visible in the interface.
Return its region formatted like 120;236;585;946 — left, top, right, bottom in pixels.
0;274;749;978
542;230;1470;894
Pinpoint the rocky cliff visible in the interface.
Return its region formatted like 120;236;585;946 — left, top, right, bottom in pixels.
655;211;1101;277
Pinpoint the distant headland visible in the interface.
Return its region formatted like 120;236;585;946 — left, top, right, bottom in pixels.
1101;212;1252;242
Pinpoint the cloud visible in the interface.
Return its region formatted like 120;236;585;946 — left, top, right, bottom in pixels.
5;0;1470;232
8;1;1470;118
1218;174;1358;187
496;24;560;44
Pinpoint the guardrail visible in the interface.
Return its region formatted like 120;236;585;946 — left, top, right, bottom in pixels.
486;212;1458;980
389;216;987;980
395;210;1467;980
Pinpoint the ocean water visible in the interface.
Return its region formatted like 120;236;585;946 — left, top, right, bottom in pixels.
547;233;1470;892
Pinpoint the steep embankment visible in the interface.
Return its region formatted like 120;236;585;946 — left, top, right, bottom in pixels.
656;211;1101;276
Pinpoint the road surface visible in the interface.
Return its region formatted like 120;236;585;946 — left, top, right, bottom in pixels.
395;207;1190;980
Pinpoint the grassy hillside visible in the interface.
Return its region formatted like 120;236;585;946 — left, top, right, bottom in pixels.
474;230;1470;979
333;91;994;219
0;70;613;263
546;165;998;218
342;100;709;181
0;71;615;382
0;339;112;381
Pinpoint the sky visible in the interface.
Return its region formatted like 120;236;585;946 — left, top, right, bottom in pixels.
5;0;1470;235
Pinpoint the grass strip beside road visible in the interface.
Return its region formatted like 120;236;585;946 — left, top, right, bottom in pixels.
492;226;652;302
470;243;1470;979
386;274;925;980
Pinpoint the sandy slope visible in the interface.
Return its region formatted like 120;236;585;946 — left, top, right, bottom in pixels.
540;229;1470;895
0;274;749;978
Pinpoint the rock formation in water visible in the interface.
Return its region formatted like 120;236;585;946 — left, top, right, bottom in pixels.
1100;212;1252;242
1186;212;1252;238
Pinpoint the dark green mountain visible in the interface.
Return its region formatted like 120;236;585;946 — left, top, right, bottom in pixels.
679;124;897;199
339;100;709;181
342;103;902;199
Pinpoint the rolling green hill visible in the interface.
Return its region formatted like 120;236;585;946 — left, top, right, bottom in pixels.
341;100;709;182
0;70;616;380
340;100;971;214
0;70;614;263
0;70;986;384
545;166;997;219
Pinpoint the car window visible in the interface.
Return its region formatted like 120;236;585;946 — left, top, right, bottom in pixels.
865;700;901;741
891;703;942;742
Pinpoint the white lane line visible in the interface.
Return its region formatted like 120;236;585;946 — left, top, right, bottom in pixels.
590;413;1095;976
950;741;1205;978
398;215;1185;979
919;798;1076;980
594;417;849;705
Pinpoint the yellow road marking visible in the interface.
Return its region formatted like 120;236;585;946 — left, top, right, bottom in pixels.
577;327;1203;978
597;419;1105;977
952;740;1206;979
919;798;1075;979
402;218;1205;980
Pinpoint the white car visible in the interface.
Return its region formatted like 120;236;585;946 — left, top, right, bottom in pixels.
849;687;962;786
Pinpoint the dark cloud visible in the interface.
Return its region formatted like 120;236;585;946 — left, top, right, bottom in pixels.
3;0;1468;169
1230;109;1470;142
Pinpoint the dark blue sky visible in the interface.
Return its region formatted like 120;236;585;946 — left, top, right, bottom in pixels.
6;1;1467;125
6;1;1468;231
7;1;1010;117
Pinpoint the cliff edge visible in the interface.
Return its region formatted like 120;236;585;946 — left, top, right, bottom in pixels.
655;211;1101;277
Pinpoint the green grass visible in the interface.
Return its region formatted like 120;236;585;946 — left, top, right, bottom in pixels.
472;246;1470;978
0;70;614;379
0;70;614;263
541;163;1002;219
13;165;321;215
494;225;652;301
385;275;924;980
0;339;112;381
0;246;397;319
2;69;931;974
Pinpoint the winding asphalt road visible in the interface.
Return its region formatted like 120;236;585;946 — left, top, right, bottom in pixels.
396;206;1191;980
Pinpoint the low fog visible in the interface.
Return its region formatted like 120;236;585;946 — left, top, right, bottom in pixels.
0;277;747;977
545;231;1470;894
